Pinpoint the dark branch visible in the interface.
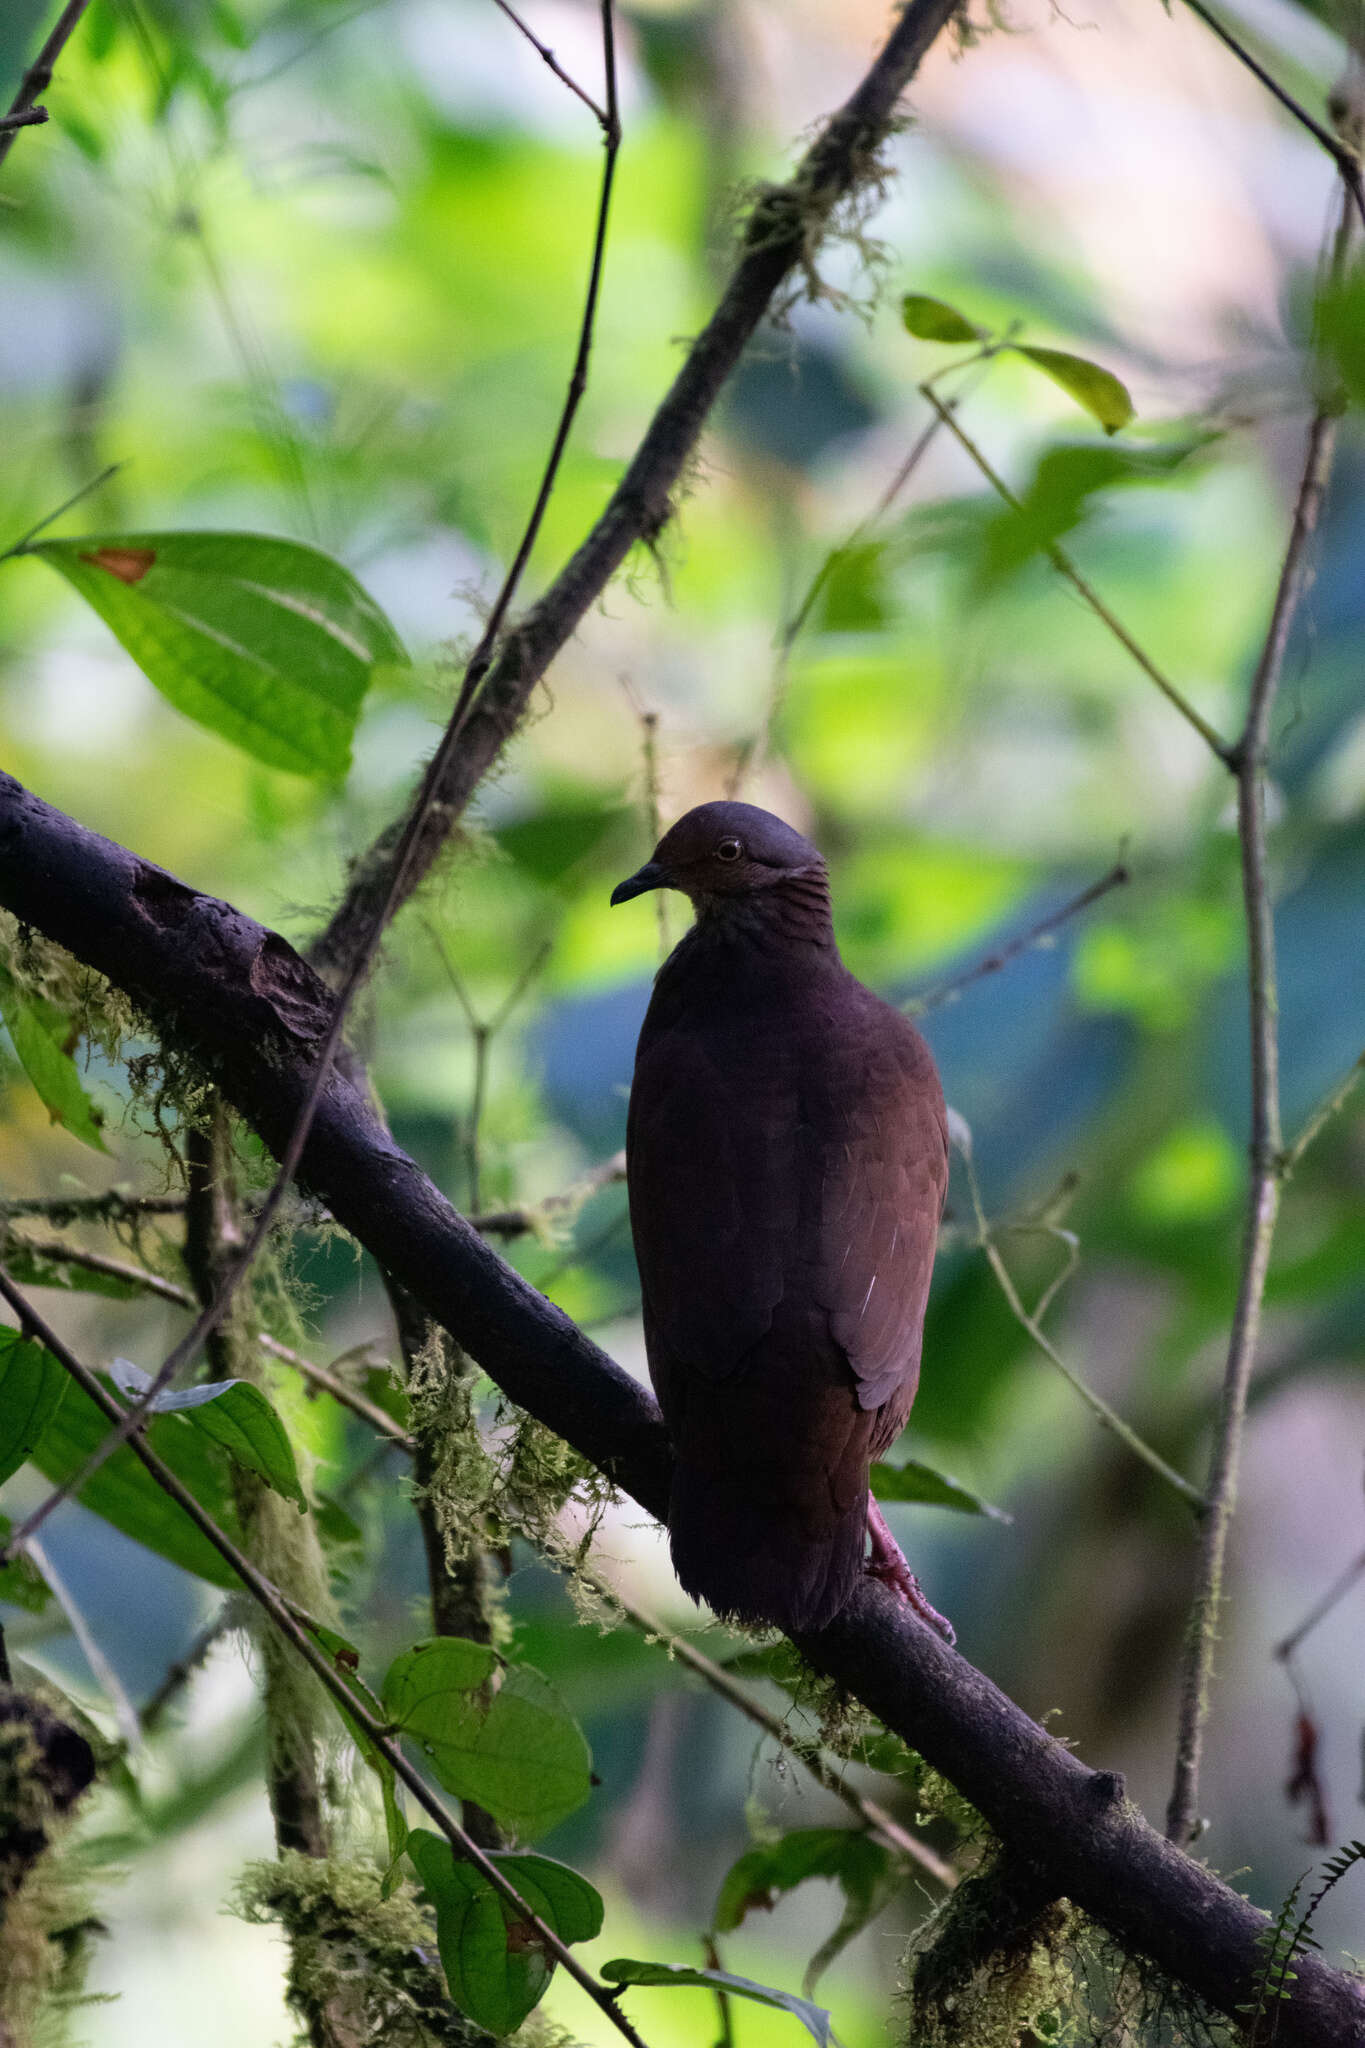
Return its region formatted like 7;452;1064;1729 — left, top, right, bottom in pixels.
0;0;91;172
1;772;1362;2047
308;0;963;979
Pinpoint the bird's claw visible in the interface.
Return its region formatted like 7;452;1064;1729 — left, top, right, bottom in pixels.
864;1492;956;1645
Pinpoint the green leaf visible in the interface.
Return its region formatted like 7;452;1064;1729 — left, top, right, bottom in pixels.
0;973;109;1153
901;294;985;344
384;1638;591;1839
0;1518;54;1613
408;1830;603;2035
27;1370;245;1588
27;531;408;779
870;1458;1011;1522
109;1359;307;1510
1010;345;1135;433
602;1959;834;2048
0;1327;71;1490
713;1828;897;1995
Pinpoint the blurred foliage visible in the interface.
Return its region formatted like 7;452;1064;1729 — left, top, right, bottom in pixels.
2;0;1365;2041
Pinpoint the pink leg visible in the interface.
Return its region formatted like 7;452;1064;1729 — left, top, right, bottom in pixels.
865;1495;956;1646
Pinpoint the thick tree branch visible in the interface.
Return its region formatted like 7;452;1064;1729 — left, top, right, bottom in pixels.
1;775;1362;2045
308;0;963;978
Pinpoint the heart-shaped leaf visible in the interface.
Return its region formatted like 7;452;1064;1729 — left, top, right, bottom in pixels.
383;1637;591;1838
408;1830;603;2034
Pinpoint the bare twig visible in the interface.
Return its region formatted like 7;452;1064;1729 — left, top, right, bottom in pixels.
1279;1049;1365;1175
919;389;1231;760
1274;1545;1365;1666
574;1559;957;1888
490;0;611;128
958;1141;1203;1508
0;1222;415;1450
0;0;91;173
139;1600;241;1732
0;1264;657;2048
909;860;1130;1015
471;1149;627;1240
432;934;553;1212
1165;179;1358;1851
307;0;962;979
1178;0;1365;228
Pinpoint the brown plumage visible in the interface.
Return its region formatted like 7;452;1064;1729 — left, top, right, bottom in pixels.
611;800;952;1639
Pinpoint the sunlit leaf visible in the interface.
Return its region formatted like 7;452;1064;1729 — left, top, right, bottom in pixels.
0;1327;71;1490
408;1830;603;2034
110;1358;307;1510
384;1637;591;1838
603;1959;834;2048
28;531;408;779
1010;345;1135;432
870;1458;1011;1522
901;294;985;344
0;973;109;1153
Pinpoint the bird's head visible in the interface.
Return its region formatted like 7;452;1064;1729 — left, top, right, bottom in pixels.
610;801;825;910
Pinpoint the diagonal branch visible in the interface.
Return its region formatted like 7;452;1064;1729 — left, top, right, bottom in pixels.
0;0;91;174
307;0;964;980
0;774;1362;2045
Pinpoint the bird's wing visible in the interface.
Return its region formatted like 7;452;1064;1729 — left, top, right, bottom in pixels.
810;1000;948;1422
627;1011;800;1383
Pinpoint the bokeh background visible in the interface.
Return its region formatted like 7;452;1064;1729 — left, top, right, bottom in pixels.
2;0;1364;2039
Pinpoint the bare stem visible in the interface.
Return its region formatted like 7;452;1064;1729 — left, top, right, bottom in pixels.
0;0;91;172
1164;178;1357;1851
1280;1049;1365;1175
920;389;1231;760
909;860;1130;1015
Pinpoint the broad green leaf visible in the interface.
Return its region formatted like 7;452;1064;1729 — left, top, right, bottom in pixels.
602;1959;834;2048
0;973;109;1153
1010;345;1135;433
870;1458;1011;1522
28;1369;245;1588
384;1637;591;1839
408;1830;603;2035
28;531;408;779
0;1327;71;1489
714;1828;896;1993
110;1359;307;1510
901;294;985;344
0;1518;53;1613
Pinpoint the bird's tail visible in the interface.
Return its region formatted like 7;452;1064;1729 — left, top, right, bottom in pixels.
667;1455;866;1637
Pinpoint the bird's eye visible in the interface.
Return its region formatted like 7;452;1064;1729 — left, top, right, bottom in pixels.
716;838;743;862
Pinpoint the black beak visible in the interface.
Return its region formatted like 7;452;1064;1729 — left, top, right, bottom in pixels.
610;860;668;907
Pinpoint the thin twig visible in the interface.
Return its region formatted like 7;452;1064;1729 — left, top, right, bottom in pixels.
307;0;962;979
0;108;47;134
470;1150;627;1240
919;389;1231;761
958;1144;1203;1508
1274;1545;1365;1666
909;860;1130;1015
490;0;611;128
0;1265;656;2048
0;1224;415;1451
0;0;91;172
0;462;124;564
24;1533;142;1748
1279;1050;1365;1175
1165;178;1358;1851
575;1560;957;1888
139;1600;241;1732
1178;0;1365;229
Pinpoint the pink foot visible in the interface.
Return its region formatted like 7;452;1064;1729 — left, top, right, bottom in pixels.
865;1494;955;1646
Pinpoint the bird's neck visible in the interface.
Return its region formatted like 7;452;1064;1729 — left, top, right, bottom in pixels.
689;867;837;955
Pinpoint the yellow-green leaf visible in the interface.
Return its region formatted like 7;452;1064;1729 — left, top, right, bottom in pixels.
1010;345;1135;433
901;294;985;344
